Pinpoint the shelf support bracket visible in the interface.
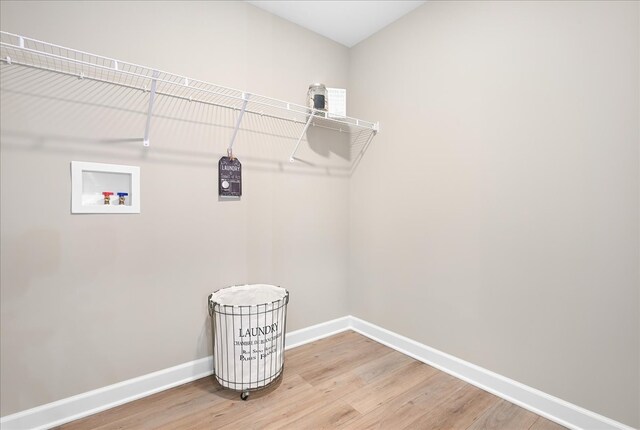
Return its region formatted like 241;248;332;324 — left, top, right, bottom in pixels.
349;130;377;176
289;113;315;162
228;93;250;156
142;70;159;147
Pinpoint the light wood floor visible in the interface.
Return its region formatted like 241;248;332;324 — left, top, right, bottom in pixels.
57;331;566;429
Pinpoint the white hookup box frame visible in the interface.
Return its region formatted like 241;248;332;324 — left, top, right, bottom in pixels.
208;284;289;397
71;161;140;214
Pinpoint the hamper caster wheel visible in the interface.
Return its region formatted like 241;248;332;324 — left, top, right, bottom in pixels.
241;391;249;401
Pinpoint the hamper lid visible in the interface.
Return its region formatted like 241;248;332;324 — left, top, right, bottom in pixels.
210;284;287;306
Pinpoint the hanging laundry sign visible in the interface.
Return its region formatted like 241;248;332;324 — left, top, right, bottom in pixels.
219;156;242;197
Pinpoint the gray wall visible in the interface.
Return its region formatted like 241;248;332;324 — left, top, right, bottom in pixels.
2;1;639;428
0;0;351;416
348;1;639;427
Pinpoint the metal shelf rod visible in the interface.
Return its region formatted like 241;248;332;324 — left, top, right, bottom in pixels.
1;31;302;115
2;53;375;134
0;55;379;141
0;34;376;128
0;31;379;162
1;58;336;135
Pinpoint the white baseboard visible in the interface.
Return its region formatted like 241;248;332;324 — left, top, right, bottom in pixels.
349;316;635;430
0;317;349;430
1;315;634;430
284;315;351;349
0;356;214;430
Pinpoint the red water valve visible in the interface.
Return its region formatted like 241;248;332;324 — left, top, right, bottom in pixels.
102;191;114;205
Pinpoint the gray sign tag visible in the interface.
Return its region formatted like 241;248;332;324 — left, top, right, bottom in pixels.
219;156;242;197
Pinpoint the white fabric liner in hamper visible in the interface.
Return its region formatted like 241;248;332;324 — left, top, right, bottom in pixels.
209;284;289;391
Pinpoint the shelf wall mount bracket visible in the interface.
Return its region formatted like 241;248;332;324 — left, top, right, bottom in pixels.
142;70;159;147
228;93;250;157
289;113;315;162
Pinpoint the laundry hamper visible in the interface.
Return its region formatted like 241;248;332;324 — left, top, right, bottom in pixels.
208;284;289;400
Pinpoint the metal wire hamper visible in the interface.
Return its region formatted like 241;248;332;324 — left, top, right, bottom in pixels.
208;285;289;400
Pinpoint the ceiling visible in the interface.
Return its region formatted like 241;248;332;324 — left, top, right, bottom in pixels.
246;1;426;48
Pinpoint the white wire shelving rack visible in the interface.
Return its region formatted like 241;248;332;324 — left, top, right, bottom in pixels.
0;31;379;163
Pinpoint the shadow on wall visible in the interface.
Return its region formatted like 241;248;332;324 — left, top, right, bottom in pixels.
197;313;213;358
0;129;354;178
307;124;350;161
0;65;374;177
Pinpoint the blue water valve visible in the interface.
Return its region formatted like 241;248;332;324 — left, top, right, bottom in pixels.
117;192;128;205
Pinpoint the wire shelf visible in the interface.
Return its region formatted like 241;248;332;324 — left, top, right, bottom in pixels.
0;31;379;161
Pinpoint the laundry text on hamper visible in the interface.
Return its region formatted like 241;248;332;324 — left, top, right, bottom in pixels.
238;322;278;338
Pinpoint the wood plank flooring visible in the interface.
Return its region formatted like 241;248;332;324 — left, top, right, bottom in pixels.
57;331;566;429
